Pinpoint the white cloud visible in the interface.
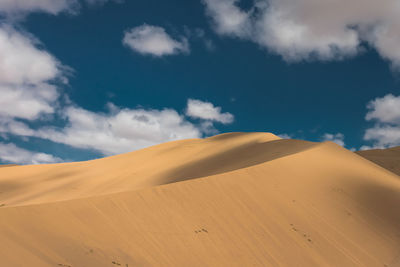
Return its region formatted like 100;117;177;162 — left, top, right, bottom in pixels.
277;133;291;139
202;0;400;66
363;94;400;149
0;0;78;16
186;99;234;124
123;24;189;57
364;125;400;148
0;0;120;17
0;25;65;121
0;26;62;85
0;25;67;164
321;133;345;146
0;142;61;165
6;99;233;156
202;0;252;38
365;94;400;124
0;99;234;157
0;84;59;120
359;144;386;151
37;105;202;156
0;118;35;137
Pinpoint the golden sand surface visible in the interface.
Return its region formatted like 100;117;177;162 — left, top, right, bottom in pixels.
0;132;399;266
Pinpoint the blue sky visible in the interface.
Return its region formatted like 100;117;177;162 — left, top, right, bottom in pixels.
1;0;400;164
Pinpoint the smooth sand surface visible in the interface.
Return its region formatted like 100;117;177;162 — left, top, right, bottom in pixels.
357;146;400;176
0;132;400;266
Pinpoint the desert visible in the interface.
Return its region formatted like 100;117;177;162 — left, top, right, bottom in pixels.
0;132;399;266
2;1;400;266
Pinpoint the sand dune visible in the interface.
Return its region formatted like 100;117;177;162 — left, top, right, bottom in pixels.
357;146;400;176
0;132;400;266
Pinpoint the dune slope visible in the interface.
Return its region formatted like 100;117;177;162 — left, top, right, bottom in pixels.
0;132;400;266
357;146;400;176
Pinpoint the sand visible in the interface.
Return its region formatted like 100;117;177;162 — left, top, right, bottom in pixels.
0;132;399;266
357;146;400;176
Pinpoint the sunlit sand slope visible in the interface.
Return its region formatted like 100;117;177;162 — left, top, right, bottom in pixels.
0;133;399;266
357;146;400;176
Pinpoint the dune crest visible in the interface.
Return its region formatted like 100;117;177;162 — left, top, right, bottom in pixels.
0;132;399;266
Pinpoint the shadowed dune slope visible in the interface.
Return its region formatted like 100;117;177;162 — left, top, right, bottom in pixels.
0;132;400;266
357;146;400;176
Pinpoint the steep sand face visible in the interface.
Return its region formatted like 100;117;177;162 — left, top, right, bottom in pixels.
0;132;400;266
357;146;400;176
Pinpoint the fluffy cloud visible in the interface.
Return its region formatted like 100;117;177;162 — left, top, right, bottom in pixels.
0;0;78;16
0;142;61;164
10;98;232;157
0;25;67;164
186;99;234;124
0;0;119;17
37;104;202;156
363;94;400;149
0;26;61;85
0;84;59;120
364;126;400;149
202;0;400;66
0;25;65;121
0;118;35;137
321;133;345;146
365;94;400;124
203;0;252;38
123;24;189;57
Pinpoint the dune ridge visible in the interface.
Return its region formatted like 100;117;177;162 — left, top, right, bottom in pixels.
0;132;399;266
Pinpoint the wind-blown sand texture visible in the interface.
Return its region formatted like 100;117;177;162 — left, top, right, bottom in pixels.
357;146;400;176
0;132;399;266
